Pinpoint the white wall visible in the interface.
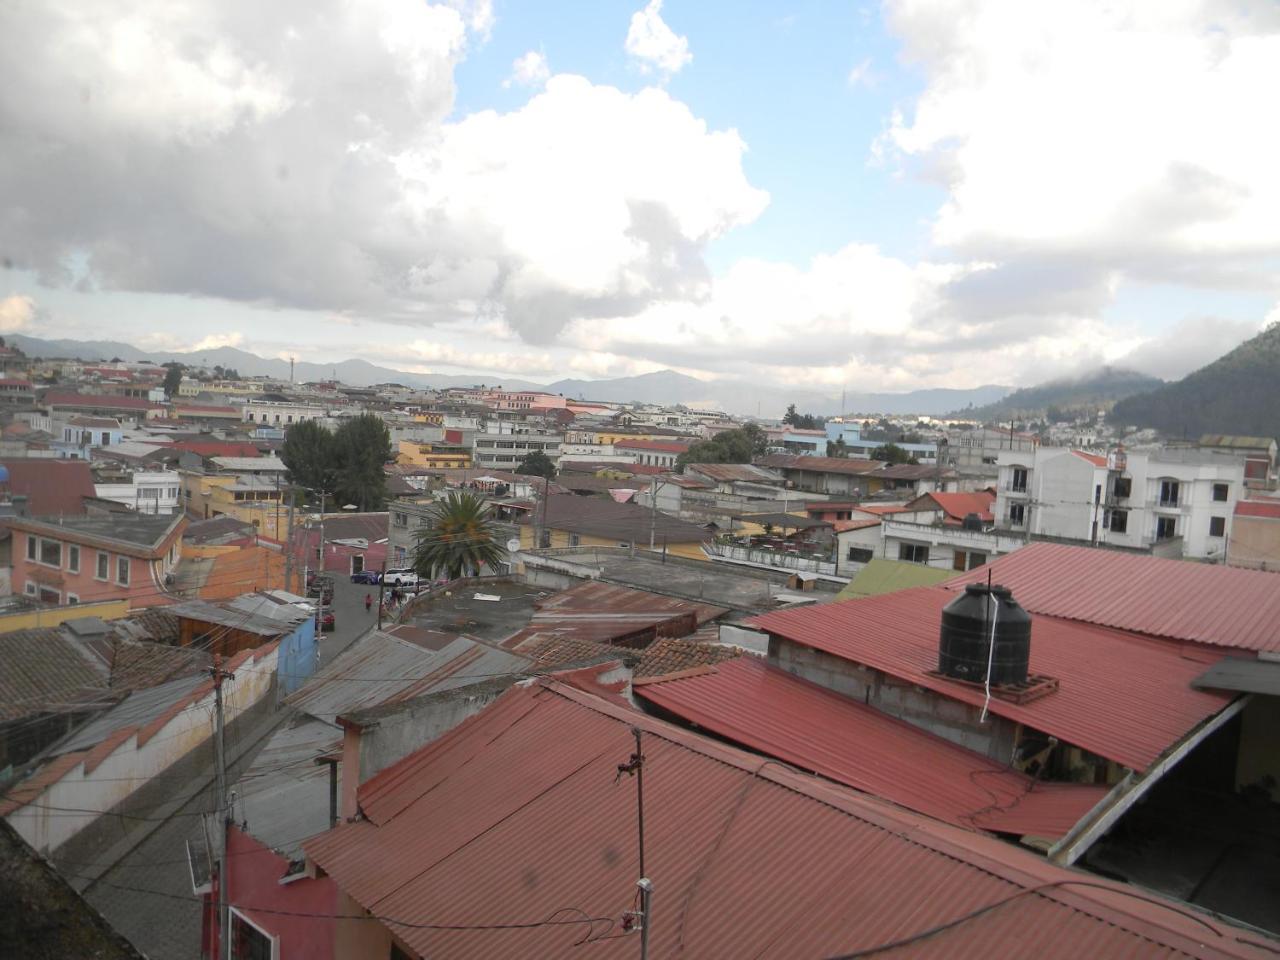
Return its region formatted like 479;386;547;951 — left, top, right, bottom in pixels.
7;645;279;853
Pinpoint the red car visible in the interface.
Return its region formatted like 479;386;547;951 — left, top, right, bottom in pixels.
319;610;336;631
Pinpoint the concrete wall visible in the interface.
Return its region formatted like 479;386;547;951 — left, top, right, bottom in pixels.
1228;514;1280;571
8;644;279;853
771;636;1019;762
225;827;338;960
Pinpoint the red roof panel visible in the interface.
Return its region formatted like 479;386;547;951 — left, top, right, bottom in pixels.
945;542;1280;653
305;680;1270;959
1236;499;1280;519
746;587;1231;771
636;656;1106;837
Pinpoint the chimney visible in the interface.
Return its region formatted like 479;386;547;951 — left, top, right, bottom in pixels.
337;716;378;822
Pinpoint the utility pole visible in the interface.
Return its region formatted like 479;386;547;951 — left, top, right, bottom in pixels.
315;490;326;633
283;488;296;592
377;559;387;630
617;727;651;958
210;656;231;960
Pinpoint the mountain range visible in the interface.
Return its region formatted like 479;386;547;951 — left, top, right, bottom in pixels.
1111;322;1280;441
7;334;1010;417
951;367;1165;420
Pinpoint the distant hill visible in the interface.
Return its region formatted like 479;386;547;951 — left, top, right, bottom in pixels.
953;367;1163;421
1111;323;1280;441
9;333;1009;417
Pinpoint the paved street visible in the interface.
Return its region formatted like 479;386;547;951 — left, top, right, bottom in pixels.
81;575;379;958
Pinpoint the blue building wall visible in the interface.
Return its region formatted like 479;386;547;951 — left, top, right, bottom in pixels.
277;617;318;695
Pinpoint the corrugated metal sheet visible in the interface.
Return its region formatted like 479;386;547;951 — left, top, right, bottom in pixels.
52;674;206;756
636;656;1106;838
285;631;533;725
837;557;953;599
746;587;1232;772
304;681;1269;959
944;542;1280;653
234;717;339;859
1192;658;1280;696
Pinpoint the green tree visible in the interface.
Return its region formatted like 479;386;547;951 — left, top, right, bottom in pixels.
332;413;393;511
162;362;184;398
782;404;822;429
514;449;557;479
826;438;849;458
871;443;918;465
676;423;769;471
412;491;508;581
281;419;338;494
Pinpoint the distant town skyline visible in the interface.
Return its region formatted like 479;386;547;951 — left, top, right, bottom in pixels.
1;0;1277;390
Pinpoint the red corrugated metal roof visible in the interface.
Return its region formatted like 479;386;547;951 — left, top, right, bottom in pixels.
613;439;692;452
1236;499;1280;519
0;458;95;515
746;587;1231;771
945;542;1280;653
909;491;995;523
636;656;1106;838
1072;450;1108;467
41;392;163;410
304;680;1270;959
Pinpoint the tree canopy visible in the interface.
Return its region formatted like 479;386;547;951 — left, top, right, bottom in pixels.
162;362;184;398
280;413;392;510
676;423;769;472
782;404;823;430
514;449;557;479
412;491;508;580
870;443;919;465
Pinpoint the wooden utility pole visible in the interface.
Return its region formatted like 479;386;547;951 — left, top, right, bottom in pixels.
210;656;231;960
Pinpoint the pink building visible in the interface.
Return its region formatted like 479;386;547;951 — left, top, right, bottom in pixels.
9;513;185;607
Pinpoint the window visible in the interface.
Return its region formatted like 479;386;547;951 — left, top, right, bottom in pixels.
26;535;35;561
230;909;277;960
1209;516;1226;538
1112;477;1132;498
567;533;581;547
23;581;36;597
38;586;61;605
1008;503;1026;526
97;551;109;580
898;542;929;564
1159;479;1180;507
67;594;79;605
117;556;130;586
1010;467;1028;492
952;550;968;571
100;431;110;445
67;545;80;573
1156;516;1177;541
967;551;988;569
1212;483;1229;502
39;538;61;567
1108;509;1129;534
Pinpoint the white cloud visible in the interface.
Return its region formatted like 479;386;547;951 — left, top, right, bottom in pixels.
504;50;550;88
846;58;876;88
625;0;692;77
882;0;1280;286
0;294;35;333
191;332;245;351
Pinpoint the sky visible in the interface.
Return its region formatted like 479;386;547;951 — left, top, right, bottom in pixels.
1;0;1278;392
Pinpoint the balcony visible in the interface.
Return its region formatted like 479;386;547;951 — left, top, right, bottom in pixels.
1002;482;1029;495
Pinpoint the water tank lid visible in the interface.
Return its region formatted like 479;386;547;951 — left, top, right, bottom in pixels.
962;582;1013;601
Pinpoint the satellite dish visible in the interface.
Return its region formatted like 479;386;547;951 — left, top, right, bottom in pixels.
506;538;521;552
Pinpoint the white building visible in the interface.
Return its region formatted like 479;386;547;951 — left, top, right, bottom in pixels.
472;422;562;469
995;446;1243;561
240;400;327;427
94;469;182;515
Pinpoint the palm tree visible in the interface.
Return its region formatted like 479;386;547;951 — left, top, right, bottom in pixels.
411;491;508;581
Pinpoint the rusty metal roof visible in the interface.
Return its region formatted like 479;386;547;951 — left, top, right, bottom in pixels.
944;542;1280;653
636;656;1106;838
304;680;1272;959
746;587;1233;772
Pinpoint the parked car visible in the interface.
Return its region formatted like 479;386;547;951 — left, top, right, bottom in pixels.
307;574;335;602
383;567;422;589
350;570;381;584
319;610;336;631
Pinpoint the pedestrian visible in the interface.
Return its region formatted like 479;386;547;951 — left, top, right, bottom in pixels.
364;592;372;613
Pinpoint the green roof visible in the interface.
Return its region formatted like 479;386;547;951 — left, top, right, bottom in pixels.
837;558;953;600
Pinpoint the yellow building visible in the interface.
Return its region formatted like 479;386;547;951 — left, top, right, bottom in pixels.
519;494;712;562
180;472;292;541
397;440;472;469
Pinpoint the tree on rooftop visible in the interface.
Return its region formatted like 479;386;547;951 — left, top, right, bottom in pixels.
782;404;823;430
871;443;918;465
412;491;508;581
514;449;556;480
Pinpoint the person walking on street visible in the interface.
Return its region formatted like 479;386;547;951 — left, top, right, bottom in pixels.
364;592;373;613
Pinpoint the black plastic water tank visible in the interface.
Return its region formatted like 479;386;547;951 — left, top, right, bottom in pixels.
937;583;1031;685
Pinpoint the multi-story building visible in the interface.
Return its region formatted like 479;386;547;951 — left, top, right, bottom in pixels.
946;426;1039;480
994;446;1243;560
50;415;123;459
9;513;185;607
472;422;562;469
